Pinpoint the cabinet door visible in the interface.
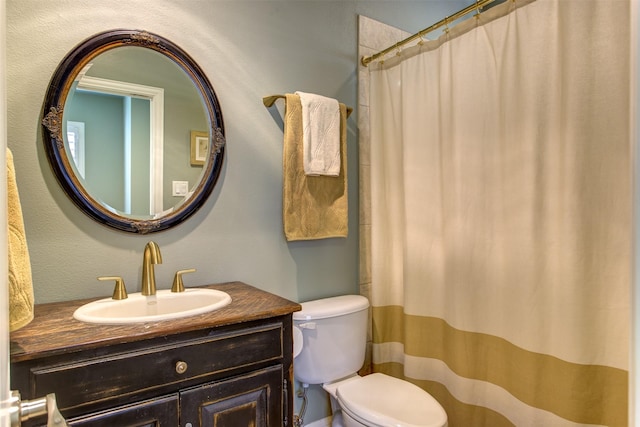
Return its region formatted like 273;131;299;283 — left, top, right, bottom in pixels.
180;365;283;427
66;394;179;427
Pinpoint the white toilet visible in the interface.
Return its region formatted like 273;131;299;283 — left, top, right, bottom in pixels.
293;295;448;427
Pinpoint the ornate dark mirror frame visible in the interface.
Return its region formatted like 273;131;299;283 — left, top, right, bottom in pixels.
42;29;225;234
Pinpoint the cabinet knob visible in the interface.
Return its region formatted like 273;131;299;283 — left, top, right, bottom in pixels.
175;361;188;374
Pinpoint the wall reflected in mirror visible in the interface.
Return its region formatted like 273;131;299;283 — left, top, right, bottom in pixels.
64;46;208;218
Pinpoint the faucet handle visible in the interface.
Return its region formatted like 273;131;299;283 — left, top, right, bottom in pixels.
98;276;128;300
171;268;196;293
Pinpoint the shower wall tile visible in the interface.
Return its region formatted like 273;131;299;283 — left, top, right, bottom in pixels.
358;15;410;52
358;105;370;166
358;14;402;282
358;47;373;106
359;15;404;374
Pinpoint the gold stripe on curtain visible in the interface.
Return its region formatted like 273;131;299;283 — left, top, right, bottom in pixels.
373;306;628;426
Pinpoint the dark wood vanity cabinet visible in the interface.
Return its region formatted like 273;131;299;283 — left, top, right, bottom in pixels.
180;365;284;427
10;282;300;427
66;395;179;427
66;364;284;427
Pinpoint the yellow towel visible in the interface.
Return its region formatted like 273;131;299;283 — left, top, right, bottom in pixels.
7;148;34;331
283;93;348;241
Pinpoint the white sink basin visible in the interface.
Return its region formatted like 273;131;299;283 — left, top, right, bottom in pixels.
73;288;232;324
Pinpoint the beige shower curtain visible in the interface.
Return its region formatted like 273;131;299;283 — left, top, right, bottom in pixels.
368;0;631;425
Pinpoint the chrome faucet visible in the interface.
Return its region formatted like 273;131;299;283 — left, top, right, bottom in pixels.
141;241;163;296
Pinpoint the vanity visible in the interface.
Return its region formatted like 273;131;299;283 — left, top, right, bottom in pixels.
11;27;303;426
10;282;301;427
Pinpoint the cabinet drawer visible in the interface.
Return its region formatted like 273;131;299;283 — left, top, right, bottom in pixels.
28;323;283;412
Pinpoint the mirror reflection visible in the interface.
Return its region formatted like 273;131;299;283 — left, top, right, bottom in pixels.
42;30;225;233
65;47;208;218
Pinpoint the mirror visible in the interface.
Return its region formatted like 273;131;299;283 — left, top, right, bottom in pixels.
42;30;225;233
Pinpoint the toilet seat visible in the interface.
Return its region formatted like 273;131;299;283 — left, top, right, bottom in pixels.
336;373;447;427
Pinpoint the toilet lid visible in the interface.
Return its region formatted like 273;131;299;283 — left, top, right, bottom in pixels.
336;373;447;427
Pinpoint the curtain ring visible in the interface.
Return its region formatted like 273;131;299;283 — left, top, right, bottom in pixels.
417;31;425;46
444;17;450;34
475;0;481;19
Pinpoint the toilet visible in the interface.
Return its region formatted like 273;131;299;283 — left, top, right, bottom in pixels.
293;295;447;427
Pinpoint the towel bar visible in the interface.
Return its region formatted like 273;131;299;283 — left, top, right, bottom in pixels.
263;94;352;118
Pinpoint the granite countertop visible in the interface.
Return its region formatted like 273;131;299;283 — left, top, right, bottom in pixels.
10;281;301;362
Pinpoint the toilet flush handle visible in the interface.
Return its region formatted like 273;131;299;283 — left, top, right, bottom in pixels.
298;322;316;330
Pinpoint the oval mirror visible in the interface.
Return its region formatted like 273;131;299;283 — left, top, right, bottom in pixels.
42;29;225;234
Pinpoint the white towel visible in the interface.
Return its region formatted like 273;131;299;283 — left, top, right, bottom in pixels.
295;91;341;176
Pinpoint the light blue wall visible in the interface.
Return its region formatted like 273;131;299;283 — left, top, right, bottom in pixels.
5;0;477;424
7;0;468;305
88;46;209;212
67;91;126;211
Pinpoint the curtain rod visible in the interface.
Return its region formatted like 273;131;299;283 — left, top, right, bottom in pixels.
361;0;498;67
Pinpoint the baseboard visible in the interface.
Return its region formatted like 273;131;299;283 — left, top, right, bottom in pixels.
304;416;332;427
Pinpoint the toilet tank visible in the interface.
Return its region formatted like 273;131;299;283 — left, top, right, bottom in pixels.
293;295;369;385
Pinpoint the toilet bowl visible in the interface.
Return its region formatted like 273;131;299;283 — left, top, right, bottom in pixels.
293;295;447;427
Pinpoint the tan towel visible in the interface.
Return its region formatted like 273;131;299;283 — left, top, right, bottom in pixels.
283;93;348;241
7;148;34;331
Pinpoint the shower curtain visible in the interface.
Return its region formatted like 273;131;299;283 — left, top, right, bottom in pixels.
368;0;631;426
